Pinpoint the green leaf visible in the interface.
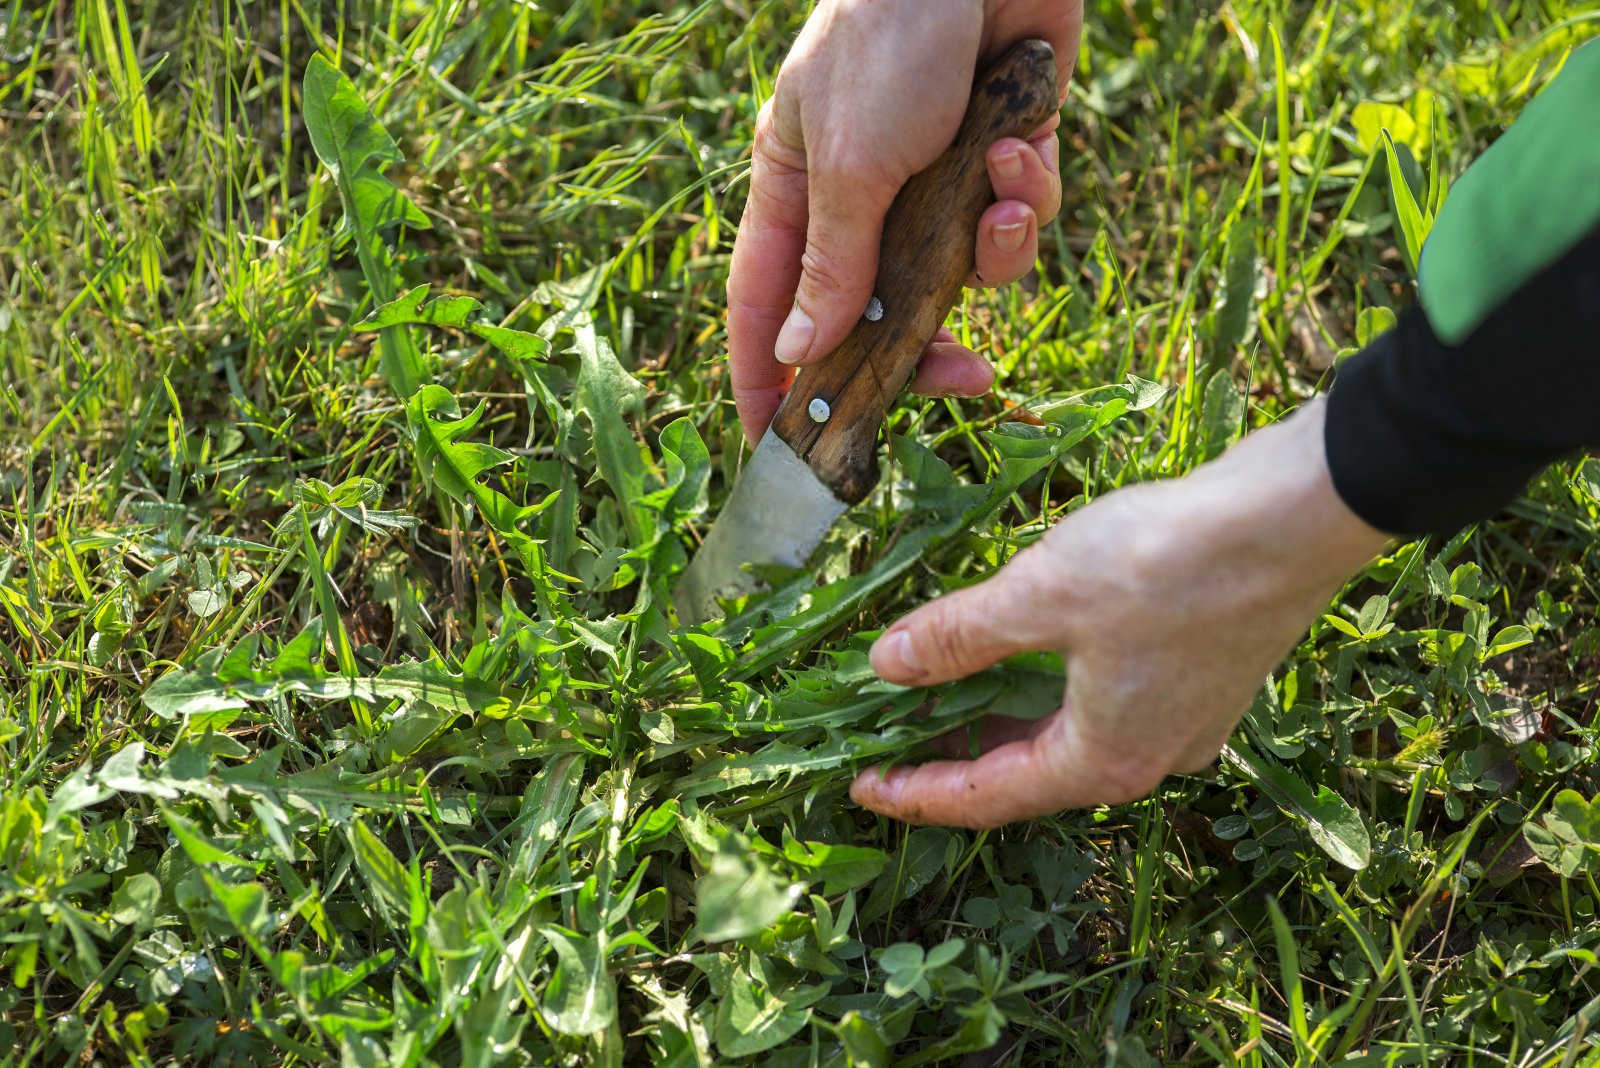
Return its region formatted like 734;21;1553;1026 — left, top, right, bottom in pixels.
1222;742;1370;869
878;942;924;975
349;818;415;925
835;1011;891;1068
110;873;162;929
540;925;617;1035
1356;594;1390;635
924;939;964;969
187;588;226;617
1200;367;1245;460
163;806;260;870
44;764;113;830
1208;217;1258;357
570;319;652;547
1381;130;1430;274
1525;822;1566;868
303;55;401;179
507;755;586;885
695;838;802;943
1356;305;1397;348
204;877;276;941
301;54;428;396
409;385;515;496
1354;99;1421;155
347;169;430;231
781;837;887;896
714;970;814;1057
657;417;710;523
1552;790;1593;841
356;284;481;330
142;622;540;722
355;285;551;363
1485;625;1534;658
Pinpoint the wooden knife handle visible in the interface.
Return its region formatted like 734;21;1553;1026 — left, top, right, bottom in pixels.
768;39;1059;504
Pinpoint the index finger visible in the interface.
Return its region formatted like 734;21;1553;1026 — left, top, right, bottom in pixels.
848;708;1153;828
726;113;809;444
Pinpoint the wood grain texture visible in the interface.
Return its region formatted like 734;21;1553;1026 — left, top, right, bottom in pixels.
769;39;1059;504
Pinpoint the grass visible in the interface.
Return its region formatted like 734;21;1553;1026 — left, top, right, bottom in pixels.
3;0;1600;1063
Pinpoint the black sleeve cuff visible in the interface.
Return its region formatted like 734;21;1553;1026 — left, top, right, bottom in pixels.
1324;222;1600;537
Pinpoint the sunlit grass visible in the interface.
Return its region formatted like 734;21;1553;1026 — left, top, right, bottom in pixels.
1;1;1598;1063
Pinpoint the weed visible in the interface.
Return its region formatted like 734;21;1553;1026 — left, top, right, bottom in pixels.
2;1;1599;1064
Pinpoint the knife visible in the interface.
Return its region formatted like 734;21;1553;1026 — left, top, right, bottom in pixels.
675;39;1060;625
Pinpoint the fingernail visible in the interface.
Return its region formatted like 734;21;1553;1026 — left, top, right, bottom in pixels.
993;145;1024;180
993;222;1026;253
774;305;814;365
872;629;921;681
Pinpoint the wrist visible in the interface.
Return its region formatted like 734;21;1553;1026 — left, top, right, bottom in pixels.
1207;399;1391;595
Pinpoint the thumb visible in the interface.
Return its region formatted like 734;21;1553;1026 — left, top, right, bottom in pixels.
871;565;1051;687
773;165;896;367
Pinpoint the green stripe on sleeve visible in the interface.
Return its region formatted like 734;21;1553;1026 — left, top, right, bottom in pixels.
1418;38;1600;345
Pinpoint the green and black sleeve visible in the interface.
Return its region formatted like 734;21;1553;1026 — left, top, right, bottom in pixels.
1324;40;1600;536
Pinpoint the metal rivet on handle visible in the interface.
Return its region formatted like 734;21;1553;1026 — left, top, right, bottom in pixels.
864;296;884;322
808;397;831;423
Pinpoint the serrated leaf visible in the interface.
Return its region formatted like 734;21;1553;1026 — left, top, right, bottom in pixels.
355;286;551;364
302;54;428;396
1222;742;1370;869
142;623;535;721
403;386;551;577
356;284;481;330
570;319;652;547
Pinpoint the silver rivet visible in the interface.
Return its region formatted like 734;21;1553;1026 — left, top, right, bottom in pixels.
808;397;831;423
864;296;884;322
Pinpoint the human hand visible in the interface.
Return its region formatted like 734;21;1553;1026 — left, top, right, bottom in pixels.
726;0;1084;444
850;400;1392;828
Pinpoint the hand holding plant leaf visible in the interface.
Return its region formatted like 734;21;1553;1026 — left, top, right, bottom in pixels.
853;401;1391;827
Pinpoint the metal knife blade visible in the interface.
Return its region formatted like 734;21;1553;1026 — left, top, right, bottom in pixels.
673;39;1060;625
673;427;848;624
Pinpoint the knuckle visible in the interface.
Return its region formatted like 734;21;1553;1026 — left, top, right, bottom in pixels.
926;594;998;666
811;137;901;198
820;153;893;194
752;105;804;174
797;242;861;300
